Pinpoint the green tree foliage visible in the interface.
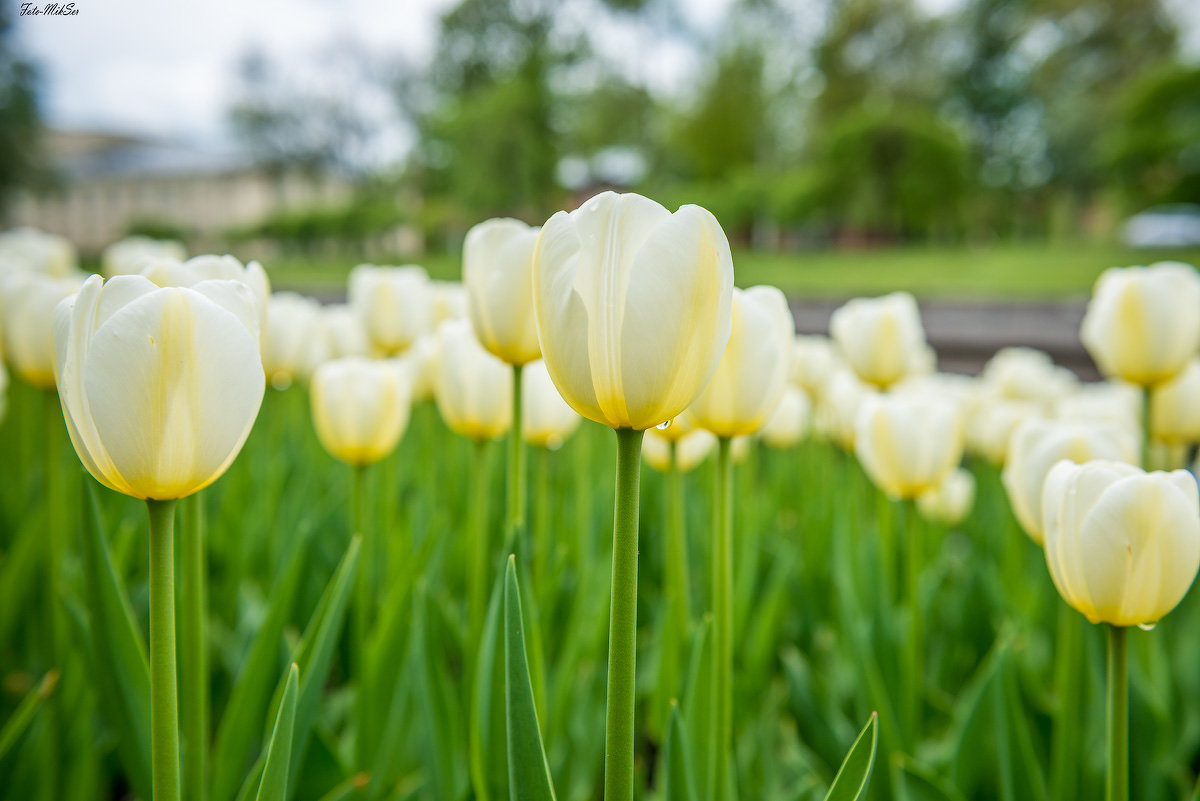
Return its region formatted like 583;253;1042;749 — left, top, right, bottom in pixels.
0;1;42;215
1102;63;1200;209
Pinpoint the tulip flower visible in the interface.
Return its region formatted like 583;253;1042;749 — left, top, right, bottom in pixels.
966;397;1043;466
102;235;187;277
816;368;875;449
311;357;412;467
401;334;436;403
54;273;264;801
916;467;975;526
690;285;794;438
854;394;964;500
261;292;322;390
1041;459;1200;801
432;319;513;443
464;218;542;366
758;386;812;449
2;272;85;389
349;264;431;355
140;254;270;338
1150;358;1200;446
318;303;372;362
643;426;716;473
980;347;1077;409
522;359;581;451
791;334;841;400
1002;419;1138;545
532;190;734;801
830;291;928;389
0;227;77;277
1054;382;1142;437
1081;261;1200;388
432;280;469;325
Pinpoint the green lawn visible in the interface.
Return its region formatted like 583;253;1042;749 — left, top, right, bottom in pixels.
265;241;1200;299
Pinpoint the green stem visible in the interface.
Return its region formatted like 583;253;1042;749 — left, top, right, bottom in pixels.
534;446;550;601
667;442;691;630
506;363;526;552
469;439;491;644
352;463;370;667
604;427;645;801
1106;624;1129;801
711;436;734;801
180;495;208;801
148;498;181;801
903;498;923;737
41;391;62;801
1140;387;1152;470
1050;603;1082;801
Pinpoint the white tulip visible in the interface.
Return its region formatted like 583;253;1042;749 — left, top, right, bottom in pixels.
464;218;542;365
433;319;512;441
349;264;431;355
854;393;964;499
522;359;581;450
311;357;411;466
758;385;812;449
830;291;927;389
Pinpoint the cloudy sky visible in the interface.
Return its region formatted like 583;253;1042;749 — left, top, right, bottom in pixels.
13;0;1200;149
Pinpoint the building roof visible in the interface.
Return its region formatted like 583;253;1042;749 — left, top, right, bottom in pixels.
45;128;253;180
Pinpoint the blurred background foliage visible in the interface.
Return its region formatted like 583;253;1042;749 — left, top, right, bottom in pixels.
3;0;1200;255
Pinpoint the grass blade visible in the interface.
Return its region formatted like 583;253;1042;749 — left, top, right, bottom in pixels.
255;664;299;801
0;671;58;762
823;712;878;801
504;556;556;801
660;701;698;801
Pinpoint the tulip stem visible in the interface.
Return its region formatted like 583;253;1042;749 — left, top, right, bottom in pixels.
1050;603;1082;801
1140;387;1152;470
507;364;526;552
180;494;208;801
1106;624;1129;801
469;438;491;644
903;498;923;737
655;441;691;734
148;498;181;801
711;436;734;801
604;427;645;801
533;446;551;602
352;464;371;669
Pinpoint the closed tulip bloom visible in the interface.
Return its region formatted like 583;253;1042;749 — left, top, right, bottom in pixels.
917;467;976;526
102;236;187;277
831;291;927;389
53;274;264;500
349;264;431;355
141;254;270;337
643;427;717;473
3;272;86;388
854;393;964;499
817;368;875;449
401;334;437;402
650;408;698;443
321;304;372;361
791;335;841;400
0;227;77;277
1042;460;1200;626
1150;359;1200;444
689;286;794;437
981;347;1077;408
464;218;542;365
1055;382;1142;436
261;292;322;390
966;397;1044;466
758;385;812;449
1081;261;1200;386
432;280;469;325
433;319;512;441
522;359;581;450
311;357;411;466
1003;419;1138;544
532;191;734;430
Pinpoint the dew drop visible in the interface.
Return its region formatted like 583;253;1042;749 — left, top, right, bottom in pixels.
656;419;672;430
1138;622;1157;632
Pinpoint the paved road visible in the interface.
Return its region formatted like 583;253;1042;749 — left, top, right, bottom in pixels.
790;298;1099;379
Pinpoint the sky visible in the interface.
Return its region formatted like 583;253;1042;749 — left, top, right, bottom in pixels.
13;0;1200;150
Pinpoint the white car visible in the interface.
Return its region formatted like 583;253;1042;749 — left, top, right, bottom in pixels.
1122;204;1200;248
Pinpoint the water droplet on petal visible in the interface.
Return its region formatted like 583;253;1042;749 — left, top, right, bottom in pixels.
656;419;672;430
1138;622;1157;632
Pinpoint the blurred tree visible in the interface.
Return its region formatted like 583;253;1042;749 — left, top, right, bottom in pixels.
1102;63;1200;209
0;1;42;216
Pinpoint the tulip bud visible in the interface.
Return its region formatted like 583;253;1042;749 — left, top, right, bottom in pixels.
463;218;542;365
349;264;431;355
758;385;812;449
854;393;963;499
643;427;717;473
102;236;187;277
532;191;734;430
0;227;78;277
791;335;842;400
916;467;975;526
1002;419;1138;544
310;357;411;466
980;347;1077;408
1042;460;1200;627
1080;261;1200;386
1054;381;1142;437
1150;359;1200;444
401;335;437;403
140;254;271;340
53;274;264;500
689;285;794;438
2;272;86;388
433;319;512;441
522;360;581;450
432;280;469;325
261;292;322;390
817;368;875;449
830;292;927;389
966;397;1044;466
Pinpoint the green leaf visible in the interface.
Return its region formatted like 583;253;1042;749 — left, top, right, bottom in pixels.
660;702;699;801
255;664;299;801
469;568;509;801
683;615;714;786
0;671;58;762
823;712;878;801
211;542;309;801
77;480;153;801
408;583;460;801
503;556;557;801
